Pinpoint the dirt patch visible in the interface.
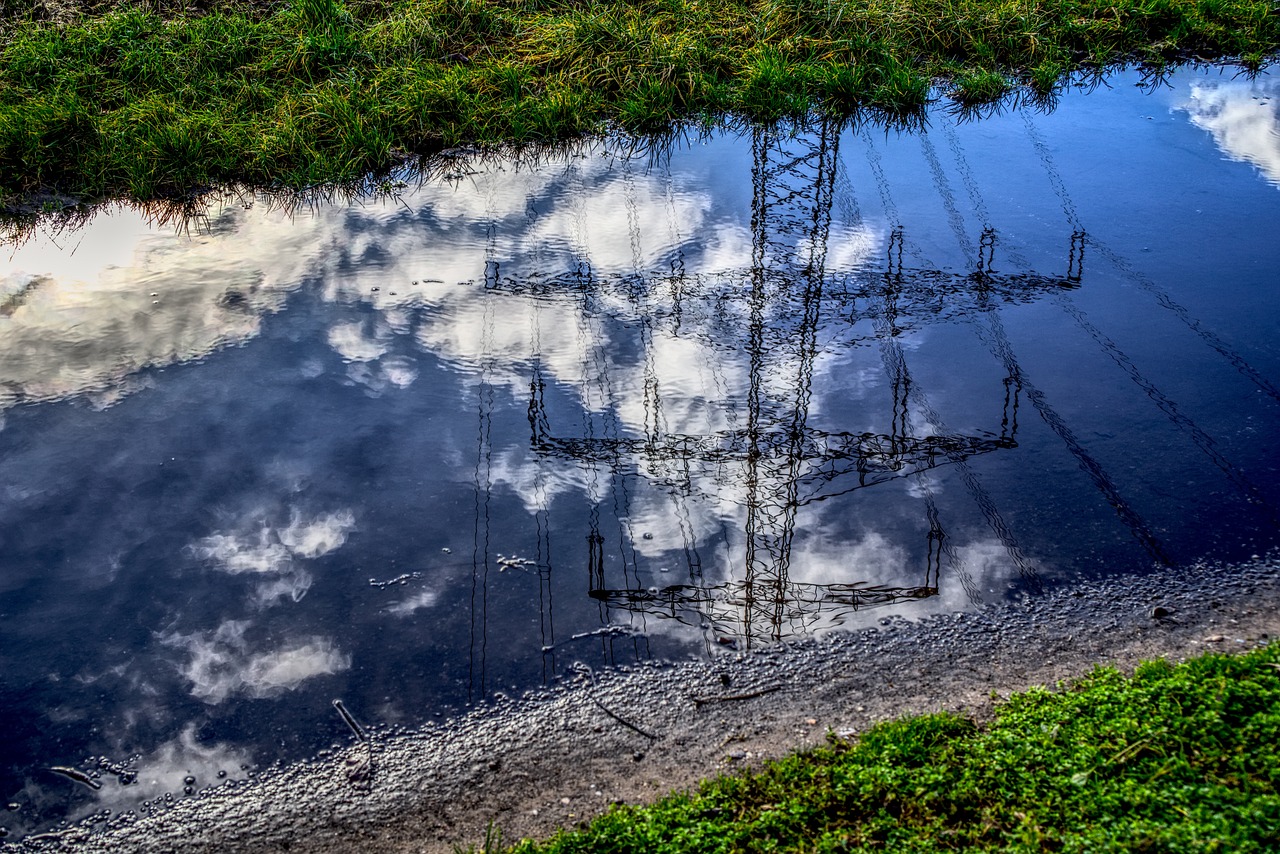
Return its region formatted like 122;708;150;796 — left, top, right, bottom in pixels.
19;558;1280;853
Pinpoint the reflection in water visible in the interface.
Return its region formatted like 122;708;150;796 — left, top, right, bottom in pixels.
2;69;1280;842
1182;76;1280;187
521;120;1067;643
0;204;309;408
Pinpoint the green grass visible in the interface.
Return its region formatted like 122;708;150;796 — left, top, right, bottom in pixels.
0;0;1277;201
508;643;1280;853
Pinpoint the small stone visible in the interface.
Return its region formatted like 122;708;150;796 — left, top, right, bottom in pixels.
1150;606;1173;619
1204;634;1225;643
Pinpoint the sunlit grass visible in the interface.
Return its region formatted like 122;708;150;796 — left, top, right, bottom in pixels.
509;643;1280;853
1;0;1277;200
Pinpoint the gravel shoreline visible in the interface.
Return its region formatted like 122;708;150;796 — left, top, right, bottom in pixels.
14;557;1279;853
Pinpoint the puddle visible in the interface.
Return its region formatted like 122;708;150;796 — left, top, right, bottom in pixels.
1;67;1278;843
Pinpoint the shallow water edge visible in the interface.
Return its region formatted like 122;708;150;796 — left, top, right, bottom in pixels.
7;553;1276;853
3;64;1280;848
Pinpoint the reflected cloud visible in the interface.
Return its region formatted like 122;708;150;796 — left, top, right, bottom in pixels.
1181;77;1280;187
0;204;312;409
344;356;419;395
160;619;350;704
193;529;292;575
86;723;251;816
385;590;440;617
192;509;354;609
277;509;356;559
0;144;761;415
250;570;314;608
171;510;357;700
328;319;390;363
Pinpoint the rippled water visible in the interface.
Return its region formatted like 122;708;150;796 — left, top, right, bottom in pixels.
1;67;1278;841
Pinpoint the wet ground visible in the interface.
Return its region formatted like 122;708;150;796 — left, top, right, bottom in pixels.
1;66;1279;847
18;557;1280;853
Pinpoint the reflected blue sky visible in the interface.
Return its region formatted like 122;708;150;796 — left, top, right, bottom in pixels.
1;67;1278;841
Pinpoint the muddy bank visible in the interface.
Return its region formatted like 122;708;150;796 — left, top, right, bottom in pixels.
14;557;1279;853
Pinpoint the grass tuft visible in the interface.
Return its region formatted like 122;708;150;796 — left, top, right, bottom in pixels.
950;68;1013;105
0;0;1277;201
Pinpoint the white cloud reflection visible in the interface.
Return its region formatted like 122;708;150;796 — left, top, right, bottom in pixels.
328;319;391;362
386;589;440;617
192;509;354;609
160;619;350;704
8;132;1022;648
0;140;881;423
277;509;356;559
0;204;311;408
1180;77;1280;187
195;510;354;569
193;529;292;575
88;723;252;815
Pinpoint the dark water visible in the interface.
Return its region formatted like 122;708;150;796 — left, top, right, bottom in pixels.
2;68;1278;840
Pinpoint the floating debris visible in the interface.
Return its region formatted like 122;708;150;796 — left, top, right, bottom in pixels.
569;624;641;642
49;766;101;790
496;554;537;572
572;663;659;741
368;572;421;589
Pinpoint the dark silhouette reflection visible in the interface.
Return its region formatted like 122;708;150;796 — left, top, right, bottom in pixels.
484;118;1084;645
6;71;1280;843
916;110;1175;567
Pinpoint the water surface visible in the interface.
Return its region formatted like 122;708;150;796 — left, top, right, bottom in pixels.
1;67;1278;841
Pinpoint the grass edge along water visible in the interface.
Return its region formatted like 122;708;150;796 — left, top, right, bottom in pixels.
1;0;1278;201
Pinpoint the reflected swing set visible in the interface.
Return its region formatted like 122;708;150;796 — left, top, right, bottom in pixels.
467;110;1279;673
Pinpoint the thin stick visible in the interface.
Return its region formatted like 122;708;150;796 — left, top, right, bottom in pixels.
577;664;659;740
692;685;785;708
50;766;101;790
333;699;369;742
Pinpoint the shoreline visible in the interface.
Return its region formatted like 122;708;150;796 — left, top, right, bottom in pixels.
2;0;1277;201
15;555;1278;852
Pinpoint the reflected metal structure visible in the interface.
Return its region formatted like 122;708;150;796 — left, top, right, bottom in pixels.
502;119;1081;645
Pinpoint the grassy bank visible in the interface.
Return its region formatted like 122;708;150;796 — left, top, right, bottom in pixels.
503;643;1280;853
1;0;1278;202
